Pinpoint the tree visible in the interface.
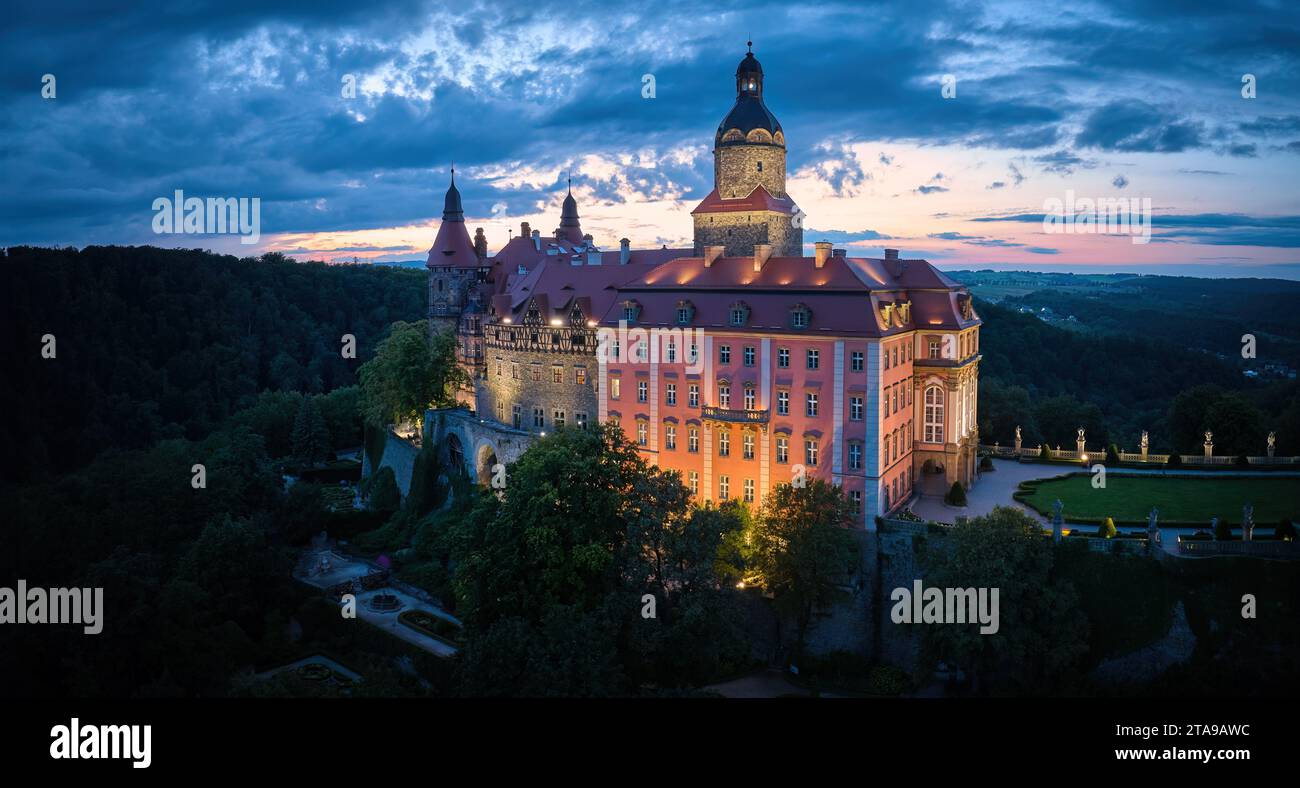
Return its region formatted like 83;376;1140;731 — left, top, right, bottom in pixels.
448;423;750;693
368;466;401;513
404;442;443;518
921;506;1088;694
750;480;859;664
358;321;463;428
290;395;331;467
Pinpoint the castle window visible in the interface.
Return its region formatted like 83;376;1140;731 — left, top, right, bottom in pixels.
554;410;566;428
851;351;864;372
637;421;648;446
719;475;730;500
805;439;818;466
575;367;587;386
777;347;790;368
718;384;730;408
776;436;788;463
744;386;756;410
531;366;541;382
576;412;588;430
728;302;750;326
666;383;677;406
689;427;699;453
790;305;810;329
638;381;648;403
924;385;945;443
756;161;763;172
743;433;755;460
777;391;789;416
533;407;544;428
849;442;862;470
718;431;730;457
688;384;700;408
666;425;677;450
850;396;863;421
806;392;818;417
675;301;695;325
689;471;699;495
743;346;755;366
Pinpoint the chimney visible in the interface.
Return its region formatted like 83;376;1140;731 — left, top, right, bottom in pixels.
703;245;725;267
474;227;488;259
814;241;832;268
520;221;531;239
619;237;630;265
753;243;773;272
884;248;899;260
531;229;541;251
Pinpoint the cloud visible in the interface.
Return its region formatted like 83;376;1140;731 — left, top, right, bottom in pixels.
1112;174;1128;189
1075;100;1205;153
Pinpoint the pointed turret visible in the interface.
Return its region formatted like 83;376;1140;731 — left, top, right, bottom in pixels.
427;168;478;268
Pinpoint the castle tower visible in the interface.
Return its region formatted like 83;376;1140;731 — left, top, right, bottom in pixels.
692;42;802;256
426;169;483;332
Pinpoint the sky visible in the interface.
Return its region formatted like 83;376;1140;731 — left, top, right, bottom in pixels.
3;0;1300;276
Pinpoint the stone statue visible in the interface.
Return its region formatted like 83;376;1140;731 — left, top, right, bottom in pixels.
1203;430;1214;458
1268;431;1276;458
1146;507;1161;545
1243;504;1254;542
1204;430;1213;444
1140;430;1149;454
1015;425;1022;444
1052;499;1064;543
1077;427;1086;442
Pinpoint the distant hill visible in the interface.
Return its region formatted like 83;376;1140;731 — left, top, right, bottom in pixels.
0;246;426;482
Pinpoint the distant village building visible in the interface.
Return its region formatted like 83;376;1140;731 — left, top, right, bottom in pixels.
424;46;981;525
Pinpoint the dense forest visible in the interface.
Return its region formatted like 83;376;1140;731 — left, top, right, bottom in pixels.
975;299;1300;457
0;245;425;482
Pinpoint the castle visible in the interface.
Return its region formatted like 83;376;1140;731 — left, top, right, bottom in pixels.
424;45;981;527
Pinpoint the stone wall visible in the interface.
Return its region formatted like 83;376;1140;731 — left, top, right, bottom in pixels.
361;430;421;501
714;143;787;198
478;345;597;432
693;211;802;257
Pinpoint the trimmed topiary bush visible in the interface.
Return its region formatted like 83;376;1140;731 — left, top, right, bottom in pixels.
1106;443;1121;465
944;481;967;506
1235;454;1251;468
1277;520;1297;541
1166;452;1182;468
1039;444;1052;460
979;455;994;471
1098;517;1117;539
1214;518;1232;541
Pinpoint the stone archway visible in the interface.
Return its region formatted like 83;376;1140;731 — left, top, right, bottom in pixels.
447;433;465;475
474;439;500;487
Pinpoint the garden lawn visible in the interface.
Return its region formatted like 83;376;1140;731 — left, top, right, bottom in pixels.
1019;474;1300;525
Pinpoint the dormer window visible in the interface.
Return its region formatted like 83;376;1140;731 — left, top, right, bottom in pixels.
728;301;750;327
675;300;695;325
789;304;811;329
621;300;642;324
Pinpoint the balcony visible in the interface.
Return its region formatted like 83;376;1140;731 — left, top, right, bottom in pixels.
701;406;770;425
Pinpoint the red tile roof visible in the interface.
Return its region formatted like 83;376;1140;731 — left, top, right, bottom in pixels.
601;254;979;337
690;184;796;215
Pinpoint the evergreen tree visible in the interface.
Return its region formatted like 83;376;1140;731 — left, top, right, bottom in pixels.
291;395;331;467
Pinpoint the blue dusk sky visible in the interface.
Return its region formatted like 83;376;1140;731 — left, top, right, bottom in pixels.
2;0;1299;276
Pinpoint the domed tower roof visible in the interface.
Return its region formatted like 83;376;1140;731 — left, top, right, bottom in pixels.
716;42;783;148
